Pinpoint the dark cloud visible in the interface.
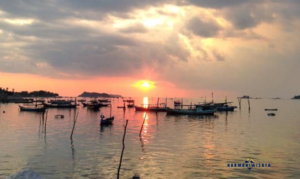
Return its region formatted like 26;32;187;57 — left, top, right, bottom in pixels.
213;51;225;61
186;17;221;37
186;0;258;8
0;0;300;98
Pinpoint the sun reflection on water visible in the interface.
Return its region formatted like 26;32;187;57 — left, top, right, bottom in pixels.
143;97;149;108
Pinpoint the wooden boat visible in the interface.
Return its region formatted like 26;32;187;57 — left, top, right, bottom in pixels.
55;115;64;118
49;99;72;104
44;103;77;108
195;102;237;112
100;104;114;125
135;106;168;112
123;99;135;108
135;98;168;112
100;115;114;125
19;104;47;112
265;109;278;111
166;107;216;115
98;99;111;103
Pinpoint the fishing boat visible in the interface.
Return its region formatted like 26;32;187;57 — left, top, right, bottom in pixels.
98;99;111;103
81;99;97;107
135;98;168;112
265;109;278;111
44;99;77;108
195;102;237;112
44;103;77;108
100;115;114;125
135;105;168;112
166;107;216;115
123;99;135;108
19;104;47;112
100;104;114;125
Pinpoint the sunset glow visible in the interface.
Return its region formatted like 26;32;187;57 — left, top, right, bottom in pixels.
0;1;299;98
133;80;155;91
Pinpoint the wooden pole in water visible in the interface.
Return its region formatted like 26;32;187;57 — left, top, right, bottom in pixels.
70;110;79;140
117;120;129;179
248;98;251;111
238;98;241;109
139;114;147;137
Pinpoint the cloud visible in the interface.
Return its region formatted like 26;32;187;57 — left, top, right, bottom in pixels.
119;23;148;33
186;16;221;37
186;0;258;9
0;0;300;97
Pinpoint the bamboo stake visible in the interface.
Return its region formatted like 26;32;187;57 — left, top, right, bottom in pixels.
248;98;251;111
139;114;147;137
117;120;129;179
70;110;79;140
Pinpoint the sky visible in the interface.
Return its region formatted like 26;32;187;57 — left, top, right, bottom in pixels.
0;0;299;98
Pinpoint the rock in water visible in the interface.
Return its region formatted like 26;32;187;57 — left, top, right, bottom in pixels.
5;169;43;179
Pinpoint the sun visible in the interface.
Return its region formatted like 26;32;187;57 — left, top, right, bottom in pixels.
133;80;155;90
142;81;150;88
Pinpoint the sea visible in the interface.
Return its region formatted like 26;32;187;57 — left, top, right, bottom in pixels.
0;97;300;179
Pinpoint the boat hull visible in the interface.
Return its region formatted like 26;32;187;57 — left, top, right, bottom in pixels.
19;105;47;112
44;103;77;108
166;109;216;115
100;116;114;125
135;106;167;112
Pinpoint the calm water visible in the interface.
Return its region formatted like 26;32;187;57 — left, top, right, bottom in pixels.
0;98;300;179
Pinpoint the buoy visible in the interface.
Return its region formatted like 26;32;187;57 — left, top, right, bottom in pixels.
55;115;64;118
3;111;5;113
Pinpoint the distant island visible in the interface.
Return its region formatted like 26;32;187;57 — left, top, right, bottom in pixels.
17;90;59;97
78;91;122;98
238;95;250;99
292;95;300;99
0;88;59;97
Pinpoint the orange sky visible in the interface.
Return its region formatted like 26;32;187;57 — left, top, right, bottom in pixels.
0;72;235;97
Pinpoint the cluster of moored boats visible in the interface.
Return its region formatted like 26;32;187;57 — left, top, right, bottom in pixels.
134;100;237;115
18;98;238;115
17;98;238;126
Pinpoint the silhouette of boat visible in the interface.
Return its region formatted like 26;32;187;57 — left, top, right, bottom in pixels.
135;104;168;112
166;107;216;115
100;104;114;125
19;104;47;112
195;102;237;112
44;99;77;108
123;99;135;108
